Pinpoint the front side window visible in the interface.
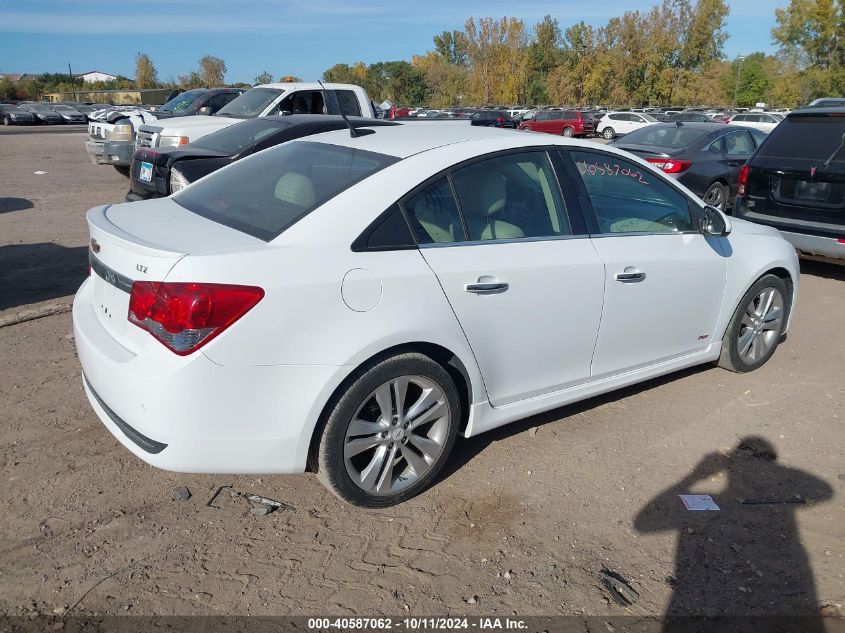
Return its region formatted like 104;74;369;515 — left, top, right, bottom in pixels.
451;152;571;241
569;150;695;234
279;91;325;115
174;141;398;241
403;178;465;244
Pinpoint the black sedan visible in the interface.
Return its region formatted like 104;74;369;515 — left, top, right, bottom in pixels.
0;104;37;125
19;102;64;124
127;115;396;201
470;110;517;128
611;122;768;212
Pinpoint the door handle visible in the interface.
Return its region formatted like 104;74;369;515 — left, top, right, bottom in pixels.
465;281;509;294
615;267;646;283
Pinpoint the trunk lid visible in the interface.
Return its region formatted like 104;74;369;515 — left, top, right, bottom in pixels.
86;199;264;352
611;143;684;160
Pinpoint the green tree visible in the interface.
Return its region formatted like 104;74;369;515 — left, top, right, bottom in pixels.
254;71;273;85
135;52;158;89
199;55;226;87
433;30;469;66
725;53;773;107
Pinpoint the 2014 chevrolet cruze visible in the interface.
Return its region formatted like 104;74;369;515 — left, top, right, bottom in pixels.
73;123;799;507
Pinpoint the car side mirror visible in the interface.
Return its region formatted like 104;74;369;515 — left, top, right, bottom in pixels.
198;106;212;116
701;205;732;237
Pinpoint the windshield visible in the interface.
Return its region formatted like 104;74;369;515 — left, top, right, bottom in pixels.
174;141;398;240
160;89;206;112
216;88;283;118
53;105;77;112
1;105;26;113
642;114;659;122
619;125;708;148
757;116;845;163
191;118;287;154
27;104;55;113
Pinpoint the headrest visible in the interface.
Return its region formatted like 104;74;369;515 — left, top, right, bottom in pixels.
275;172;316;207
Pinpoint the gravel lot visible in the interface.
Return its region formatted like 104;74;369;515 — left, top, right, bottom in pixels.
0;128;843;621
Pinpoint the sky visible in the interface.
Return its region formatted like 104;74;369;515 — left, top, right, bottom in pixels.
0;0;786;84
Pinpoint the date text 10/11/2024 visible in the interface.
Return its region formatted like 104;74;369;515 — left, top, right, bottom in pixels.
307;617;529;630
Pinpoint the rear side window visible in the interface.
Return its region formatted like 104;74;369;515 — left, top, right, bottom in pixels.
756;116;845;162
568;149;695;234
403;178;465;244
174;141;398;241
336;90;363;117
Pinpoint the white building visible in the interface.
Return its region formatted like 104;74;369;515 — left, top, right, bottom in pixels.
76;70;118;83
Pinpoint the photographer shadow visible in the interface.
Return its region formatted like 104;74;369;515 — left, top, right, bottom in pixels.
634;436;834;632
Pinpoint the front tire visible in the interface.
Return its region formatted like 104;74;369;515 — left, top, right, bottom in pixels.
3;116;11;126
316;353;460;507
718;274;790;373
602;127;615;140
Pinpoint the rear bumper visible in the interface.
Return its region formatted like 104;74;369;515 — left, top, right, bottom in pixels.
73;277;345;474
85;140;133;166
780;230;844;260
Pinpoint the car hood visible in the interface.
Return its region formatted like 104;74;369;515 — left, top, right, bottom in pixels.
136;145;229;166
150;115;243;133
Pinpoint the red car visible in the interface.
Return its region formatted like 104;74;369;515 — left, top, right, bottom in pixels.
518;109;595;137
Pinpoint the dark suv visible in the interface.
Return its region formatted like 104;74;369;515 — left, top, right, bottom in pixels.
470;110;516;128
735;107;845;262
153;88;244;119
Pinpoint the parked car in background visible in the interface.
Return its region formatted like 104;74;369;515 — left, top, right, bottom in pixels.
127;115;396;201
74;104;111;121
135;83;374;150
150;88;244;119
75;123;799;507
612;122;767;212
50;104;87;124
19;102;64;124
0;104;36;125
664;112;719;123
735;107;845;262
596;111;659;139
85;88;243;175
470;109;516;128
519;109;595;137
728;113;781;133
806;98;845;108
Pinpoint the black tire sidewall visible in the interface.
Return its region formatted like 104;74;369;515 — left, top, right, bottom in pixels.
317;353;460;507
723;274;790;372
705;182;728;212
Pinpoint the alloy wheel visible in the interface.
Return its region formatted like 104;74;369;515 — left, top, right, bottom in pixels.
343;375;451;495
703;183;726;211
737;287;784;364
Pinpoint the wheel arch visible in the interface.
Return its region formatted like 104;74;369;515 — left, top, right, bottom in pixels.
719;265;796;344
305;341;475;471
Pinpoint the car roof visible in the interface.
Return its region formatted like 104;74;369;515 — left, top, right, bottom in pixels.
299;122;547;159
789;106;845;117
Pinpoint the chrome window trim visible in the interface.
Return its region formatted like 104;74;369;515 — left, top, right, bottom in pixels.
418;233;591;249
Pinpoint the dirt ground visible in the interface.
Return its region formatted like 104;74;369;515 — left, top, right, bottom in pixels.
0;129;843;621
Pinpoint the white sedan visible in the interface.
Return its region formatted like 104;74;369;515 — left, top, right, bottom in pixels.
73;123;799;507
596;111;659;139
728;112;782;133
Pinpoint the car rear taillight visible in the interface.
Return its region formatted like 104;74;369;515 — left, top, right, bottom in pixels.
496;116;505;124
128;282;264;355
738;164;750;197
646;158;692;174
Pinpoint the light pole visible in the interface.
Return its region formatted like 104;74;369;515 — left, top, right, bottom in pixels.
732;54;745;110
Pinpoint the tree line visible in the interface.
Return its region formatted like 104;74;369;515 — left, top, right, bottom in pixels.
2;0;841;107
324;0;845;108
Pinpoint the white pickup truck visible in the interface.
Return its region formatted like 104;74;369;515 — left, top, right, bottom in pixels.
135;82;375;149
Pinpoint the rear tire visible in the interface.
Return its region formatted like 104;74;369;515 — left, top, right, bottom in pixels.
316;353;460;507
703;182;729;213
718;274;790;373
562;127;574;137
113;165;130;177
602;127;615;140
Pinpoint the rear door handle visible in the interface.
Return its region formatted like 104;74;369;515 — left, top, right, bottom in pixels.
465;282;509;294
615;267;646;283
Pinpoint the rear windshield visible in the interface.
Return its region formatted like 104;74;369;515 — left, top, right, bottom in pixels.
216;88;283;118
190;118;287;154
757;116;845;162
174;141;398;241
619;125;707;148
